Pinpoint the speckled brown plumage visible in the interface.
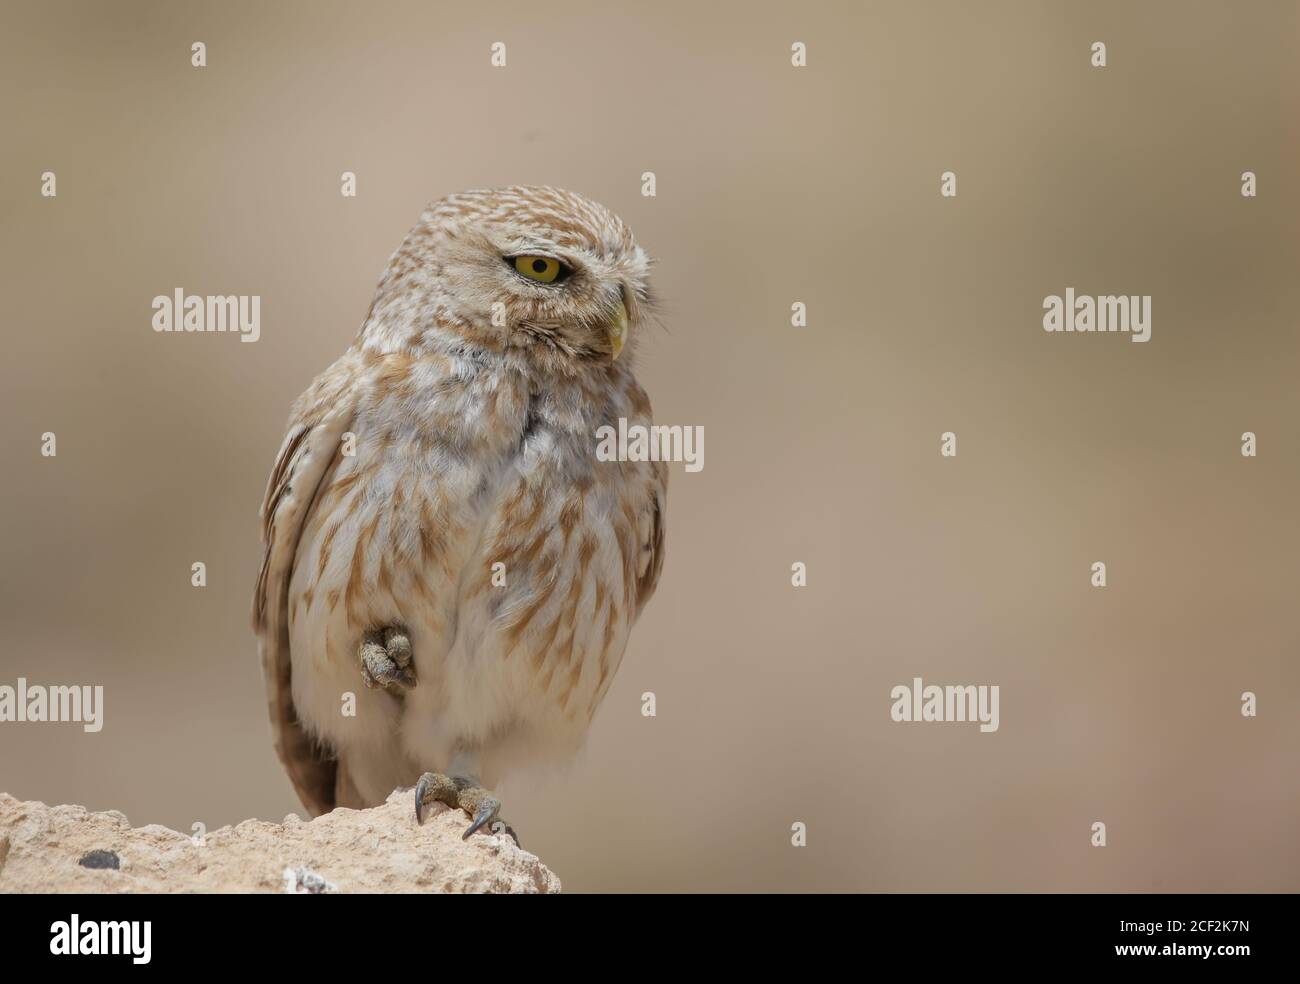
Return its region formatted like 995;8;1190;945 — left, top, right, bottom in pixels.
253;187;667;818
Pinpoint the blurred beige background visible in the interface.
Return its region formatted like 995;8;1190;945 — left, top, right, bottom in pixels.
1;0;1297;891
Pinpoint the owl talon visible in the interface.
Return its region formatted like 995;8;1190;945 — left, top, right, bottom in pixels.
413;772;519;846
461;793;501;839
359;627;417;691
414;771;459;824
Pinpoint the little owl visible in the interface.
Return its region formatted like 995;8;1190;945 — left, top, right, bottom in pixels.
252;186;667;841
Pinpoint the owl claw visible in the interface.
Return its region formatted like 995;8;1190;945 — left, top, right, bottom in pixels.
414;771;458;825
413;772;520;847
414;776;429;824
462;796;501;839
359;627;417;692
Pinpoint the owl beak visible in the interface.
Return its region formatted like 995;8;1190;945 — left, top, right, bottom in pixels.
608;296;628;360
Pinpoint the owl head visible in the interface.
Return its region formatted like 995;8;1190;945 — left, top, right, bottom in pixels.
359;186;655;374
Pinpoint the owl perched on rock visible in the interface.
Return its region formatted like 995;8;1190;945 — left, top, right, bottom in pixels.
253;187;667;840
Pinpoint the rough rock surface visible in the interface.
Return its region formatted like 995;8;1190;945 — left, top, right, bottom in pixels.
0;788;560;893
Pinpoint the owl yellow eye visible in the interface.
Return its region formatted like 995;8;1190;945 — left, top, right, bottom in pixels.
512;255;564;284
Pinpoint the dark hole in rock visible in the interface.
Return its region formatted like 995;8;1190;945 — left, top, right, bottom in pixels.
78;849;120;870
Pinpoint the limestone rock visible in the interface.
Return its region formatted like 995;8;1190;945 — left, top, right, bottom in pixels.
0;788;559;894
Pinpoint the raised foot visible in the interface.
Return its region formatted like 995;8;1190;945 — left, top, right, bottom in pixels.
414;772;519;846
359;626;416;692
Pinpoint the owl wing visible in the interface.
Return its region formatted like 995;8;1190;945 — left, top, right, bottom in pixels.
634;458;668;615
252;378;355;816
